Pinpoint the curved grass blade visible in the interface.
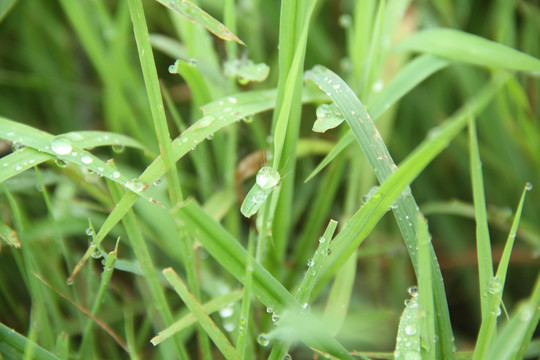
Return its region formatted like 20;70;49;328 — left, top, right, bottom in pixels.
305;54;449;182
155;0;245;45
397;28;540;72
306;65;509;360
394;287;420;360
0;0;17;23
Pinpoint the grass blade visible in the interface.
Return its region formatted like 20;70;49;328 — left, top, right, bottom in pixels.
397;28;540;72
469;118;494;317
155;0;244;45
0;323;59;360
163;268;241;360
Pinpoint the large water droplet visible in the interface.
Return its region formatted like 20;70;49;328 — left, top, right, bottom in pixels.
219;307;234;318
126;178;144;193
488;276;502;295
525;182;533;191
12;142;25;152
256;167;280;190
408;286;418;297
112;171;120;179
55;159;68;168
51;137;73;155
405;324;417;336
491;305;501;317
112;144;125;153
85;227;94;236
81;155;93;164
257;334;269;347
307;258;314;267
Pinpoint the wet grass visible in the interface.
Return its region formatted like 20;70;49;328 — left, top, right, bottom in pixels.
0;1;539;359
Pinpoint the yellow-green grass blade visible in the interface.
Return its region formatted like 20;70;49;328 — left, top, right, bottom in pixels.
155;0;244;45
397;28;540;72
305;54;449;183
473;183;532;360
469;118;494;318
306;65;509;360
163;268;241;360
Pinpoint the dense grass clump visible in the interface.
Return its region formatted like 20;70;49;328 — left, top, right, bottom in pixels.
0;1;539;359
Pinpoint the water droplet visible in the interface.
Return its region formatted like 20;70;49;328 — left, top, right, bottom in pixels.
85;227;94;236
338;14;351;28
153;178;162;186
36;184;43;192
326;248;332;256
257;334;269;347
332;83;340;90
391;202;398;210
405;324;417;335
307;258;314;267
362;186;379;203
112;144;125;153
283;354;292;360
252;189;268;204
199;115;215;128
488;276;502;295
12;142;25;152
227;96;237;104
526;182;533;191
112;171;120;179
219;307;234;318
242;114;254;123
223;320;235;332
15;164;22;171
126;178;144;192
187;57;198;66
266;135;274;144
81;155;93;164
90;243;102;259
55;159;68;168
271;312;280;323
51;137;73;155
491;305;501;317
256;167;280;190
206;133;214;140
266;307;274;313
168;61;178;74
372;80;384;93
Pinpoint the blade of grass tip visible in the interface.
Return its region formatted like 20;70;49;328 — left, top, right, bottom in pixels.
469;117;494;318
78;240;119;358
269;220;338;360
151;290;243;345
127;0;183;206
473;182;532;360
307;66;509;360
0;323;59;360
155;0;245;45
416;214;436;360
360;0;385;99
162;268;241;360
493;272;540;360
305;54;450;183
237;231;255;358
396;28;540;72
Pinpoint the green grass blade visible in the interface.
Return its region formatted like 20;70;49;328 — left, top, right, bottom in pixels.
0;323;59;360
469;118;494;317
473;183;532;360
151;290;243;346
417;214;436;360
397;28;540;72
305;54;449;182
163;268;241;360
155;0;244;45
0;0;17;22
236;232;254;358
307;66;509;360
127;0;183;205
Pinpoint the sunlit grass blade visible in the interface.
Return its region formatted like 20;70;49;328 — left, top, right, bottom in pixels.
0;323;59;360
151;290;243;345
162;268;241;360
305;54;449;182
469;118;494;317
473;183;532;360
397;28;540;72
155;0;245;45
307;66;509;360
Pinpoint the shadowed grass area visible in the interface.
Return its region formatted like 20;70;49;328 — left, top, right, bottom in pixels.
0;1;539;359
